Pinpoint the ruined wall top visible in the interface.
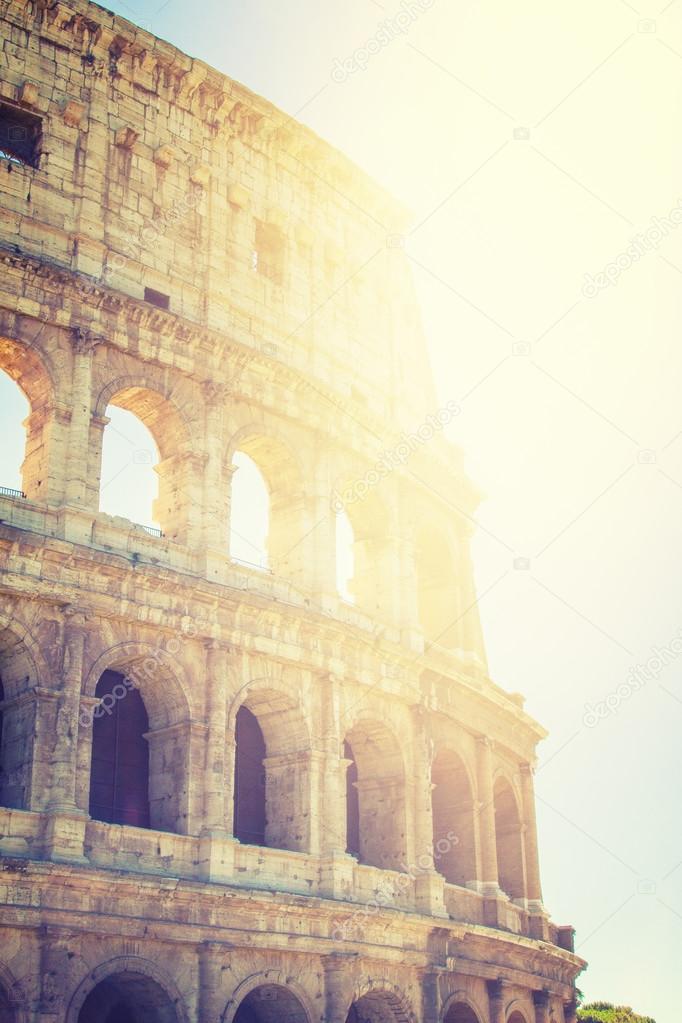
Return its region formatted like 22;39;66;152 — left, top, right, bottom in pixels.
0;0;441;433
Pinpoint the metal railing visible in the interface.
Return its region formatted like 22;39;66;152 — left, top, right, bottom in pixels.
137;523;163;538
0;486;26;499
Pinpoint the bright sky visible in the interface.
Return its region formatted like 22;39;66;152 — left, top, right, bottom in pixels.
2;1;681;1018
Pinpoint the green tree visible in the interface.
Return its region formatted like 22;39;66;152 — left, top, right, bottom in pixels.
577;1002;656;1023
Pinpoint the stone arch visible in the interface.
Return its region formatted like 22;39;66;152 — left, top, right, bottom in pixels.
95;377;197;541
230;677;311;851
223;972;314;1023
0;335;57;502
346;981;417;1023
441;992;485;1023
82;642;194;833
343;716;407;871
507;1009;531;1023
66;956;189;1023
0;611;46;811
493;774;526;900
334;472;391;618
227;423;307;582
0;960;29;1023
431;747;478;887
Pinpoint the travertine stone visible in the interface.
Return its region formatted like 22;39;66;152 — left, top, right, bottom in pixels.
0;0;584;1019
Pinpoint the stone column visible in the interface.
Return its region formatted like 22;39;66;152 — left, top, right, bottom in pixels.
305;466;338;612
201;382;231;574
564;998;578;1023
486;980;505;1023
37;926;73;1023
198;941;228;1023
64;330;100;509
520;764;543;906
319;675;355;897
421;969;440;1023
324;953;355;1023
43;608;88;862
475;737;498;891
202;641;229;833
533;990;551;1023
412;706;446;916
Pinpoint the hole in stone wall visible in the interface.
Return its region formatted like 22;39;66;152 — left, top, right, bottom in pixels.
100;406;160;531
233;705;266;846
0;102;42;168
230;451;270;570
0;370;29;493
253;219;285;285
143;286;170;310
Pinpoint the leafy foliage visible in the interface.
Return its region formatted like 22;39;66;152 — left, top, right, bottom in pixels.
577;1002;655;1023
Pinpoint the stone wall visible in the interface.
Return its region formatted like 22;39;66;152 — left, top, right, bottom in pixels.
0;0;583;1020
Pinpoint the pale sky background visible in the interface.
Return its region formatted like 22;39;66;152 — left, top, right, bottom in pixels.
1;1;682;1019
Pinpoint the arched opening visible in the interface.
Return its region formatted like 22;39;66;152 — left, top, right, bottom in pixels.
343;720;407;871
0;624;40;810
494;777;526;900
0;336;54;503
230;451;270;570
233;705;266;845
231;687;310;851
82;650;192;835
443;1002;480;1023
507;1013;527;1023
100;406;160;533
341;486;391;618
336;508;355;602
96;384;194;542
0;370;29;494
229;432;305;585
415;525;459;648
77;971;180;1023
89;671;150;828
431;749;477;887
0;983;15;1023
345;992;406;1023
233;984;308;1023
344;738;360;858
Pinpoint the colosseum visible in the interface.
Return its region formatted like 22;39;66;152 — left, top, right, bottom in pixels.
0;1;584;1020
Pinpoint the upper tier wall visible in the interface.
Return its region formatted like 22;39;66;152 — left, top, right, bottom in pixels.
0;0;437;428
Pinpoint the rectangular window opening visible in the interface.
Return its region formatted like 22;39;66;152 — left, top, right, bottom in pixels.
0;102;42;168
143;286;170;310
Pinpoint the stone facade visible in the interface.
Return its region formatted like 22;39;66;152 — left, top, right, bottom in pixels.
0;1;584;1020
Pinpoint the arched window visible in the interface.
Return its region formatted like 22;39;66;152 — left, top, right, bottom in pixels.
0;678;4;805
431;749;477;887
0;370;29;494
228;432;306;585
345;992;409;1023
342;720;407;870
231;688;310;852
344;738;360;858
234;984;308;1023
77;971;181;1023
230;451;270;570
494;776;526;900
443;1002;481;1023
89;670;150;828
0;337;54;504
100;405;161;533
233;705;266;845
